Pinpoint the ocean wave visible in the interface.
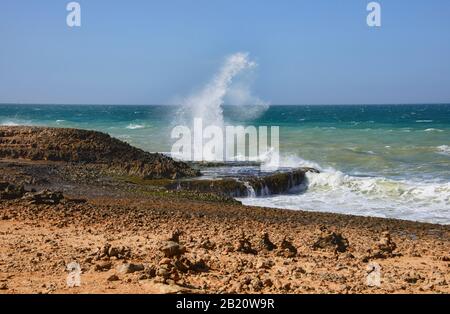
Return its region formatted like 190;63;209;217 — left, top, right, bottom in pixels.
424;128;443;132
437;145;450;156
416;120;433;123
305;170;449;203
242;155;450;224
0;119;29;126
126;123;145;130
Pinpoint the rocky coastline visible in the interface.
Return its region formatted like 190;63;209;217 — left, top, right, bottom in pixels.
0;126;449;294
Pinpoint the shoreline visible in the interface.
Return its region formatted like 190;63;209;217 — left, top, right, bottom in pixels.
0;126;449;294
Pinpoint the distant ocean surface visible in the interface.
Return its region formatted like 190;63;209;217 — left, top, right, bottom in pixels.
1;104;449;224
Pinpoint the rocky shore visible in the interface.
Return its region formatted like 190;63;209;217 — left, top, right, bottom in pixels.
0;126;199;179
0;126;449;294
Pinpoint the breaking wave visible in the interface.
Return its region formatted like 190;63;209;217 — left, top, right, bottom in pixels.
239;155;450;224
437;145;450;156
175;52;268;129
126;123;145;130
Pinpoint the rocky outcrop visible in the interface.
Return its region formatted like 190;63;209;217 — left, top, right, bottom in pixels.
247;167;319;196
0;126;199;179
167;167;319;197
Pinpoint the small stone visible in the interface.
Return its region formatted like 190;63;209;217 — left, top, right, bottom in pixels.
116;263;145;274
107;274;120;282
256;259;273;270
159;258;172;265
277;237;297;258
235;234;257;255
94;261;112;272
168;229;183;243
260;232;277;251
312;227;349;253
263;278;273;287
366;231;397;260
160;241;186;258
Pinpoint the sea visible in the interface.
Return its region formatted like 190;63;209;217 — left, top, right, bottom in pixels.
1;103;449;224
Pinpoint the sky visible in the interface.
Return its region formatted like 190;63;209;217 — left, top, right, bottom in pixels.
0;0;449;105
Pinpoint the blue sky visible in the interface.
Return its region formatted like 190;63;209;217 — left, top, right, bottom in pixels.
1;0;449;105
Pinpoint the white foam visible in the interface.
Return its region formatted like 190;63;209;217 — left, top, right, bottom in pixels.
0;119;29;126
239;156;450;224
437;145;450;156
126;123;145;130
176;52;267;129
424;128;443;132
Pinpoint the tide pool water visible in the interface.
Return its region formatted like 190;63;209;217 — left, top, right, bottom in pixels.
1;104;449;224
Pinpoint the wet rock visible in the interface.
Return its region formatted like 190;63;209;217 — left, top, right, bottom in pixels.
160;241;186;258
312;227;349;253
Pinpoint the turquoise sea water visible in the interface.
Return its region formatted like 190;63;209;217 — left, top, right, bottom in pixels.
1;104;449;224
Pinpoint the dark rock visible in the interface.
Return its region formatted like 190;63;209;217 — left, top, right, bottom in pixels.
199;238;216;250
107;274;120;282
260;232;277;251
366;231;397;259
22;190;64;205
0;182;25;200
312;227;349;253
235;234;257;255
278;237;297;258
0;126;200;179
168;229;183;243
94;261;112;272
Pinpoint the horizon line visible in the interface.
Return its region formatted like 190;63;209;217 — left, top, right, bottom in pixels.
1;102;450;107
